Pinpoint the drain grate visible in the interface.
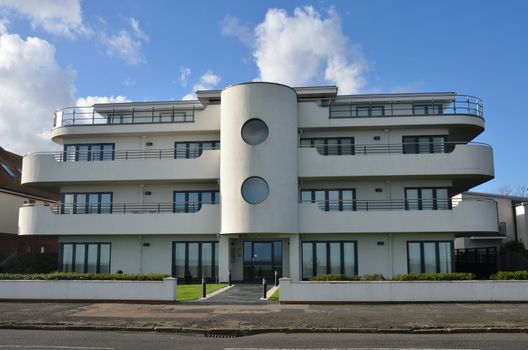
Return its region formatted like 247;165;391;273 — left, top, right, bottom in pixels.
205;333;238;339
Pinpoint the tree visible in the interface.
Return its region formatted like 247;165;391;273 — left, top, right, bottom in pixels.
497;184;528;197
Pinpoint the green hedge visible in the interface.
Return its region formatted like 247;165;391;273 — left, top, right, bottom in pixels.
310;272;475;281
310;274;385;281
490;271;528;280
0;272;170;281
390;272;475;281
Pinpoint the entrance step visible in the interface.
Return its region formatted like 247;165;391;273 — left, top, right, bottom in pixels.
200;284;270;304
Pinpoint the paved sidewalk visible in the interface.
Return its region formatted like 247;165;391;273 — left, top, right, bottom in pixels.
0;302;528;334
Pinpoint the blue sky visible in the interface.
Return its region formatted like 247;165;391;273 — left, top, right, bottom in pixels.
0;0;526;193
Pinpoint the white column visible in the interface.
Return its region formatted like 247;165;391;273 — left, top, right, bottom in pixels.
289;234;300;281
218;235;230;282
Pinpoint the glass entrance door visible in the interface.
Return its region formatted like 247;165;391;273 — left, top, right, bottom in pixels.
243;241;282;282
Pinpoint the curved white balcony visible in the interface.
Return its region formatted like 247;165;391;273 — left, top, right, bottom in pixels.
299;199;499;235
298;142;494;190
19;203;220;236
51;104;220;141
21;149;220;186
298;94;485;140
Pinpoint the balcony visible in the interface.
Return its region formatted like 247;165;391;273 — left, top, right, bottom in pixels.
21;147;220;187
299;198;499;235
51;103;220;141
298;94;485;140
298;142;494;191
19;203;220;236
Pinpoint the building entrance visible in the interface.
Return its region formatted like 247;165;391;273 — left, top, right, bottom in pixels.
243;241;282;282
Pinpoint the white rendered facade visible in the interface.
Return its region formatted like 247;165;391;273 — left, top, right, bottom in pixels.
19;82;496;281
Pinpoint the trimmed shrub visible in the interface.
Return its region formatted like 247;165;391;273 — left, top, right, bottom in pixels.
490;270;528;280
309;273;385;281
390;272;475;281
0;253;58;274
0;272;169;281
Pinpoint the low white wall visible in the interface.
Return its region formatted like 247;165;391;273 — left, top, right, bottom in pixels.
0;277;177;301
279;278;528;303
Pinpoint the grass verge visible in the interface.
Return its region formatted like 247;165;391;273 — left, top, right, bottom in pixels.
176;283;227;301
268;288;279;302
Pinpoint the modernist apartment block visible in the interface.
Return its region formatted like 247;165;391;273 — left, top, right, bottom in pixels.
19;82;497;282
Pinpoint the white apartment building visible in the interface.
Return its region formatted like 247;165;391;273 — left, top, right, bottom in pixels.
19;82;497;282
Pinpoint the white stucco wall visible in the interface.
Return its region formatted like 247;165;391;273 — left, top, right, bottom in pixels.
220;83;298;234
279;278;528;302
0;278;176;301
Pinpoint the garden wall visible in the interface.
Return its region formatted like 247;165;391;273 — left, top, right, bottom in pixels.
0;277;177;302
279;278;528;303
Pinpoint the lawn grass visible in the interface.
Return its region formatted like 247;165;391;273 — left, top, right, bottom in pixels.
176;283;227;301
268;288;279;302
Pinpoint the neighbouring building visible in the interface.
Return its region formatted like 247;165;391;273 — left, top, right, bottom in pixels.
0;147;59;264
19;82;497;282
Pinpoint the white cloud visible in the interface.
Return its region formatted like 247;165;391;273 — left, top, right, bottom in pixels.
0;18;8;34
76;96;130;106
182;70;222;100
0;0;90;38
220;15;254;46
179;66;191;86
0;31;75;154
224;7;367;94
101;18;148;65
121;78;136;87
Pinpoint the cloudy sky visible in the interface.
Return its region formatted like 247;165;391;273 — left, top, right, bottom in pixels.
0;0;526;192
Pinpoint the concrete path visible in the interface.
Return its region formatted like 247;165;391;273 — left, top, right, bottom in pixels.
203;284;268;304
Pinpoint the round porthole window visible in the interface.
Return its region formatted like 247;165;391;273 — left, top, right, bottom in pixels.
241;176;269;204
241;118;269;145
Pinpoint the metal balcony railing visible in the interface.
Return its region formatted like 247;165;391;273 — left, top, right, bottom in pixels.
30;146;220;162
53;105;197;127
35;201;217;214
300;198;485;212
299;141;491;156
326;94;483;119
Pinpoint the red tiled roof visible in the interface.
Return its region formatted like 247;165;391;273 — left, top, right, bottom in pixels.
0;147;59;201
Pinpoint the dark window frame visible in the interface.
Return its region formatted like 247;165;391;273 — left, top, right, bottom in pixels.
406;240;454;273
355;105;385;117
60;192;113;214
174;141;220;159
412;103;443;116
63;143;115;161
404;187;451;211
171;241;218;282
300;188;356;211
59;242;112;273
402;135;448;154
300;137;355;156
173;190;220;213
301;240;358;280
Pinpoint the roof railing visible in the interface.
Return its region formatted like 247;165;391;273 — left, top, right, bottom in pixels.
326;94;483;119
54;105;197;128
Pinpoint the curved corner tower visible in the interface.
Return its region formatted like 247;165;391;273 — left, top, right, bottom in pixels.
220;82;298;234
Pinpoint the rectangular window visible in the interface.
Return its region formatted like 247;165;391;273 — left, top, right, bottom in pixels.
405;188;450;211
412;104;443;115
63;144;115;161
407;241;453;273
402;136;447;154
172;241;218;282
61;192;113;214
301;241;358;279
60;243;111;273
173;190;220;213
174;141;220;159
300;189;356;211
356;105;385;117
300;137;355;156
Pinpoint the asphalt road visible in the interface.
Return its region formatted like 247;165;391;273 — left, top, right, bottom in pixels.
0;329;527;350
